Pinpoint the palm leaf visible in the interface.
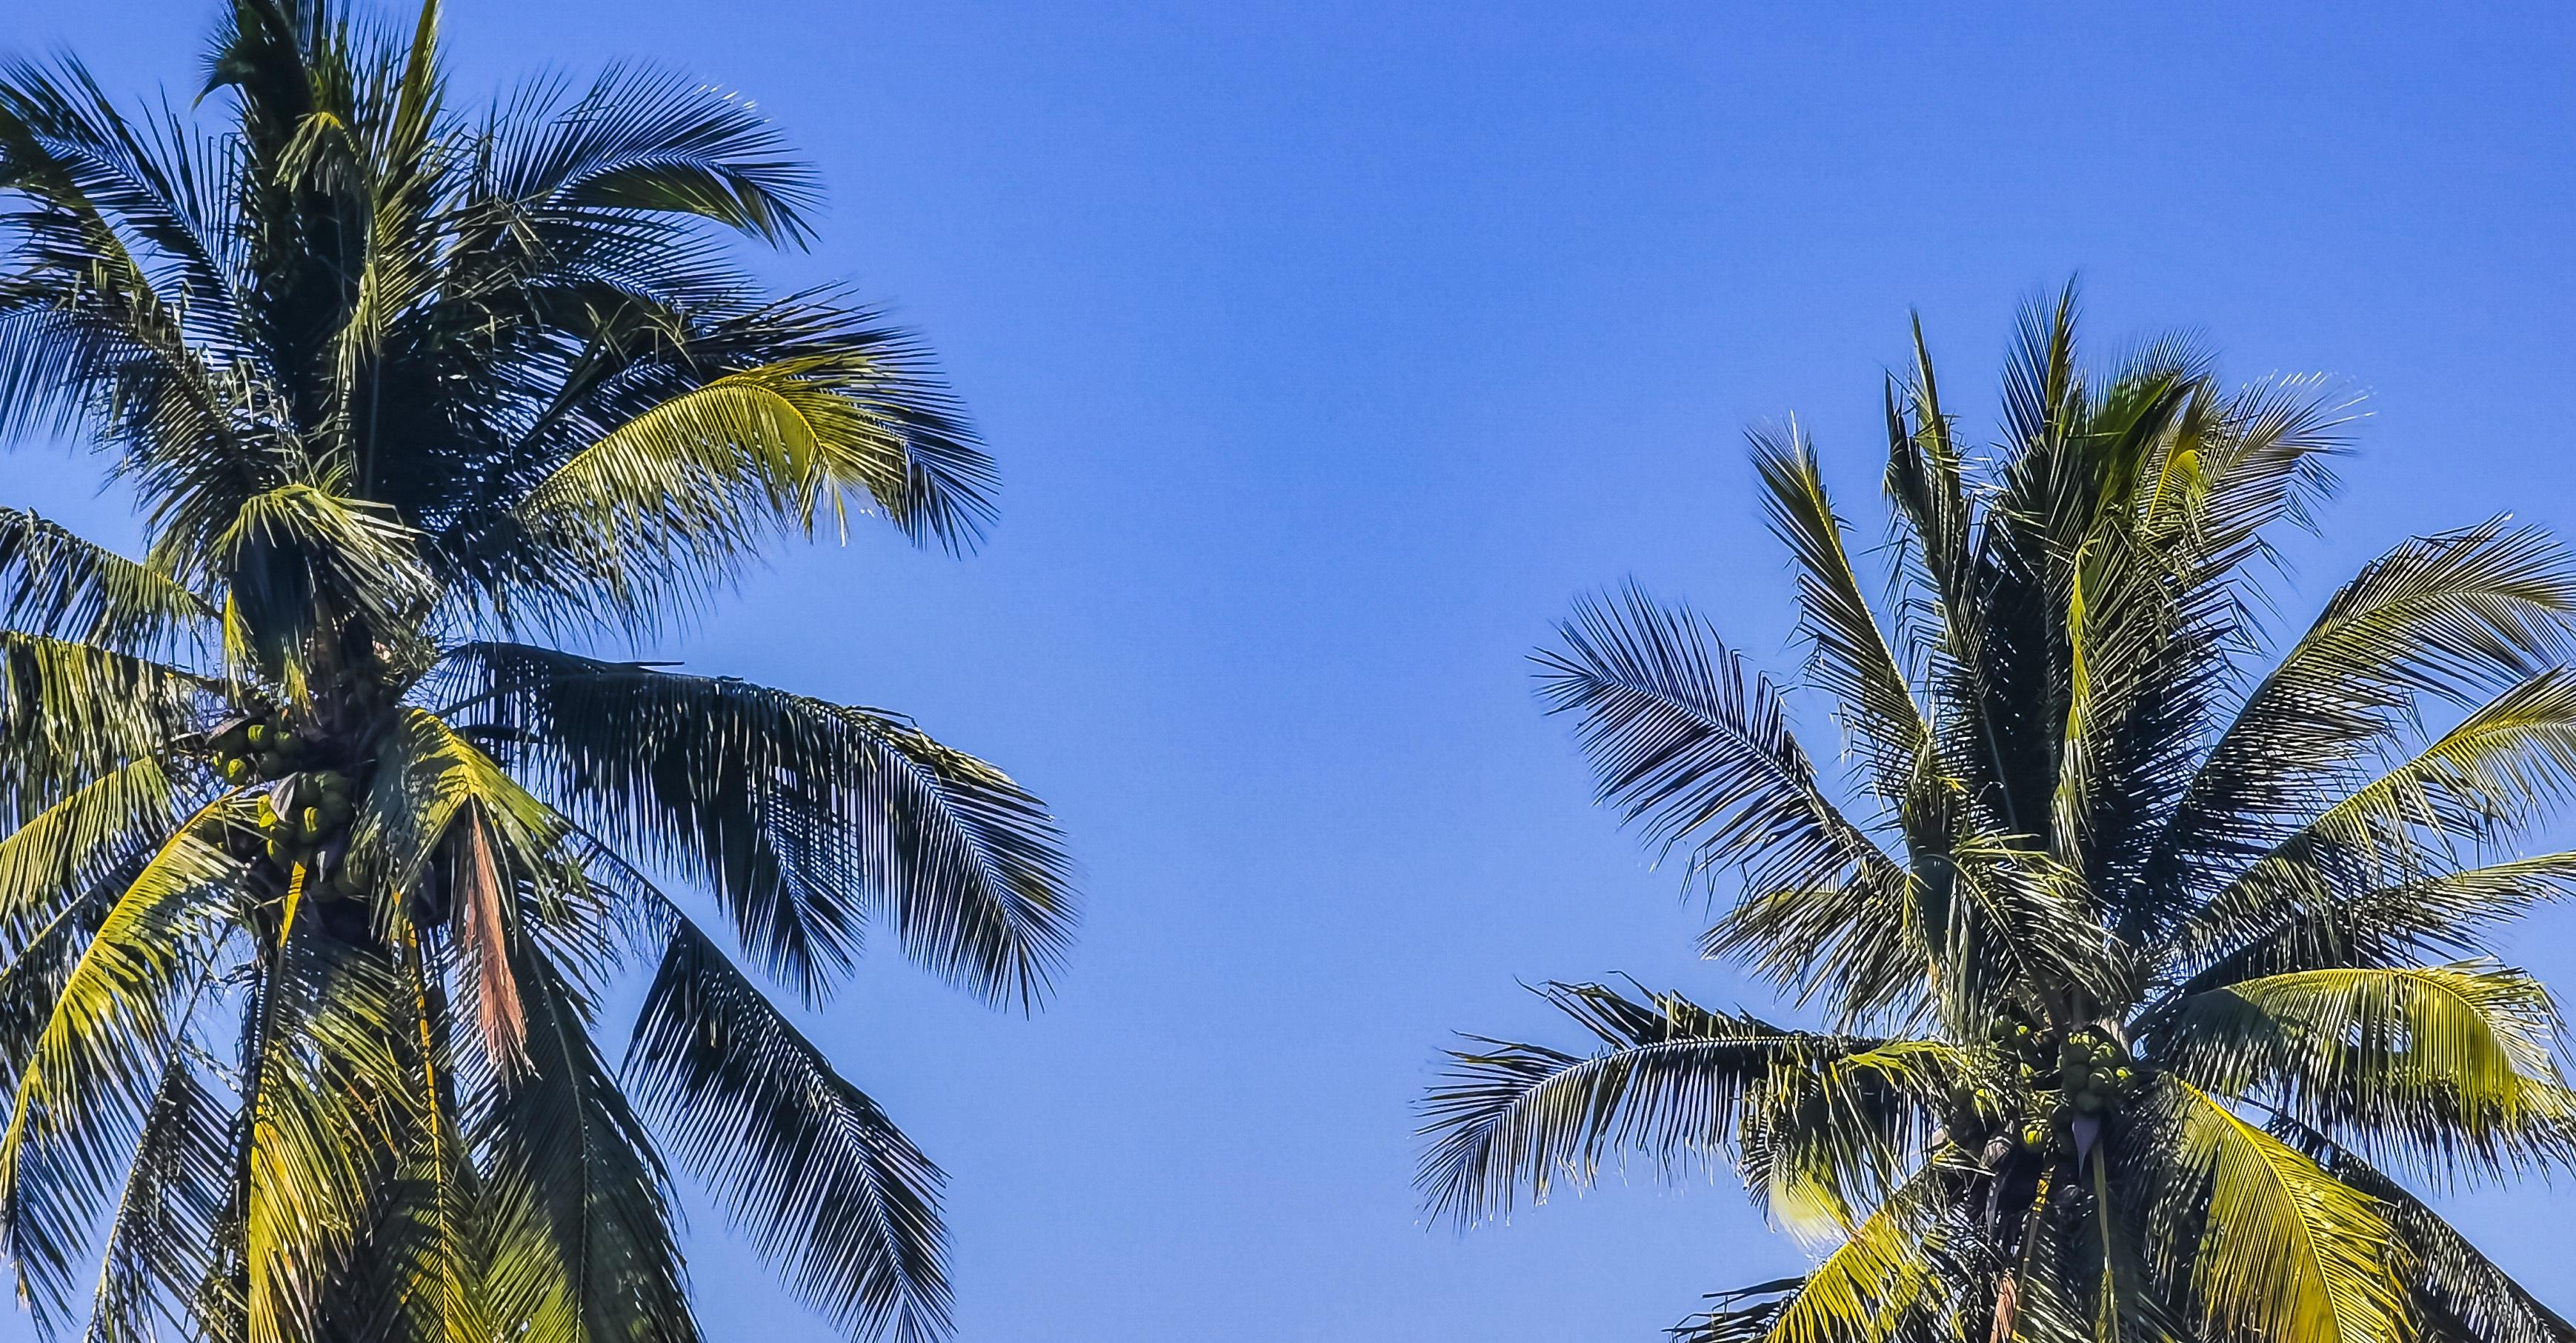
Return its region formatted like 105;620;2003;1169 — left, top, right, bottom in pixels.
442;642;1074;1007
628;909;948;1343
0;802;239;1328
2166;964;2576;1181
0;510;216;657
2144;1079;2410;1343
1417;979;1940;1228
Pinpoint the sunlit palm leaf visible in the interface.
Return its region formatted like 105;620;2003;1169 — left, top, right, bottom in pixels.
2169;964;2576;1181
2146;1079;2409;1343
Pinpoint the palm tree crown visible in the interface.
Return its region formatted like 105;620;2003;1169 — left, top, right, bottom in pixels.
0;2;1073;1340
1420;293;2576;1343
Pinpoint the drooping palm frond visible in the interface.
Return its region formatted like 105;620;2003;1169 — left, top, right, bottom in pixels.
439;641;1074;1007
629;910;948;1343
1671;1165;1962;1343
2146;1079;2411;1343
0;804;239;1327
2166;964;2576;1182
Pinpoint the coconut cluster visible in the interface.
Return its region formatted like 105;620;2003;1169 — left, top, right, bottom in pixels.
252;771;359;896
207;716;304;786
208;716;363;898
1974;1019;2141;1155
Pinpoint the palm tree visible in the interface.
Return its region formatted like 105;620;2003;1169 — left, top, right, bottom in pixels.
0;2;1073;1340
1420;291;2576;1343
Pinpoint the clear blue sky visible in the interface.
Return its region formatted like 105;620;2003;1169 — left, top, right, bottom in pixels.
7;2;2575;1339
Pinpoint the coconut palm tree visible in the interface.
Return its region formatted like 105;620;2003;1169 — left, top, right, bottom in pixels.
1420;292;2576;1343
0;2;1073;1340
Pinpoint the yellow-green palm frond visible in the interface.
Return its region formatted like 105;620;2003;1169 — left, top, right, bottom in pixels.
509;355;989;634
355;708;593;1070
1672;1164;1960;1343
0;510;216;659
2285;1128;2576;1343
2167;963;2576;1182
2146;1079;2410;1343
240;910;426;1343
0;759;182;961
0;801;240;1327
0;634;208;830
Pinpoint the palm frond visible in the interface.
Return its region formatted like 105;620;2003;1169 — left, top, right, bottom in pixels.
1417;979;1942;1228
0;759;183;964
1751;424;1928;804
81;1033;228;1343
2158;521;2576;894
0;802;239;1328
474;930;696;1343
629;908;948;1343
2153;853;2576;1010
488;64;819;246
1540;584;1897;890
505;353;991;633
441;642;1074;1007
2283;1127;2576;1343
1670;1163;1962;1343
2170;671;2576;985
0;633;208;830
0;510;216;658
2143;1079;2410;1343
2166;964;2576;1183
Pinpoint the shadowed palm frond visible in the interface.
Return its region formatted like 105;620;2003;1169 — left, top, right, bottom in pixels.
629;910;948;1343
440;642;1074;1008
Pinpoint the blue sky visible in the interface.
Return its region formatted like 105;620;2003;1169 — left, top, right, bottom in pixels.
7;2;2576;1339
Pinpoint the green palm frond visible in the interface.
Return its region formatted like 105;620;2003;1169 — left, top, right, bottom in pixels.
2171;672;2576;985
2286;1130;2576;1343
2158;521;2576;890
215;485;439;688
1537;586;1917;1020
2152;853;2576;1012
1671;1164;1960;1343
481;63;816;244
629;912;948;1343
2167;964;2576;1181
1418;979;1939;1228
0;511;216;657
79;1034;227;1343
2146;1080;2410;1343
0;804;239;1326
0;634;207;829
442;642;1074;1007
508;353;991;630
